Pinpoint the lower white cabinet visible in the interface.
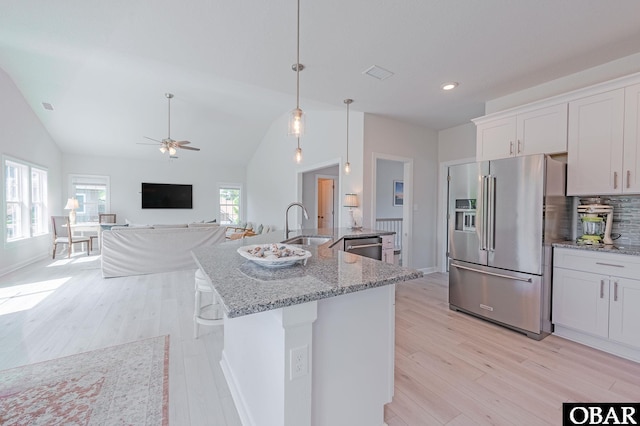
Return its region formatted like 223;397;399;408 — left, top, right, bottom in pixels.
381;235;394;264
552;248;640;361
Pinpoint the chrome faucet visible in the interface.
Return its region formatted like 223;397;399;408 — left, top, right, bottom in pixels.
285;202;309;239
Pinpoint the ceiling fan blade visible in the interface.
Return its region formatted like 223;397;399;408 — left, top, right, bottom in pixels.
178;145;200;151
144;136;163;143
175;140;191;145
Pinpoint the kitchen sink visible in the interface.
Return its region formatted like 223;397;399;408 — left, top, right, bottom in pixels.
281;236;333;246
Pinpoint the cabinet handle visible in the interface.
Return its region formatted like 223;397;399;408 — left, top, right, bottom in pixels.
600;279;605;299
614;171;618;189
627;170;631;189
614;281;618;302
595;262;624;268
517;139;522;154
509;141;514;155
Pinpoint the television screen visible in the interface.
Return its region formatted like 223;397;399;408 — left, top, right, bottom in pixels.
142;183;193;209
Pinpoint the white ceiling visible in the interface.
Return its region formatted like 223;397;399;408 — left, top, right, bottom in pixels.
2;1;640;166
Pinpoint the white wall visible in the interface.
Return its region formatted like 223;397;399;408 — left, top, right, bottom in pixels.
375;159;403;219
438;122;476;163
62;154;245;225
363;114;438;271
0;68;63;275
246;110;364;233
486;52;640;114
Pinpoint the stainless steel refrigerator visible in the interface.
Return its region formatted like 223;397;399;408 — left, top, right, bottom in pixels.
448;154;570;340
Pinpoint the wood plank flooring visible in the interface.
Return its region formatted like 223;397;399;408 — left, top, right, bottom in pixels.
1;255;638;425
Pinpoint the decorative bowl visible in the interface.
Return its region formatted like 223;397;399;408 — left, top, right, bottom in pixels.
237;243;311;268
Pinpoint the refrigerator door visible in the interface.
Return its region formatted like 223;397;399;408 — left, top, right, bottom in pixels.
448;161;489;266
449;259;544;338
487;155;544;275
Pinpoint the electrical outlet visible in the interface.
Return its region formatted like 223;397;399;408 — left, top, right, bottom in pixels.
290;345;308;380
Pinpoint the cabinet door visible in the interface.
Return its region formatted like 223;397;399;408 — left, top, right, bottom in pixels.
476;117;516;161
516;104;568;156
552;268;609;338
567;89;625;195
608;277;640;349
623;83;640;193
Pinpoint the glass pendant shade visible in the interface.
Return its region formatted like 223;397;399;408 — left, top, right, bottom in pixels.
295;147;303;163
344;161;351;175
288;107;305;137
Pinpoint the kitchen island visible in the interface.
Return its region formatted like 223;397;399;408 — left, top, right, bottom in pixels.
192;228;422;426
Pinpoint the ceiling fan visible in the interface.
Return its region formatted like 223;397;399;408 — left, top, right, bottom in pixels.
139;93;201;155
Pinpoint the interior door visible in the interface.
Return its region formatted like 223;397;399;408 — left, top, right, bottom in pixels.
488;155;544;274
318;178;334;229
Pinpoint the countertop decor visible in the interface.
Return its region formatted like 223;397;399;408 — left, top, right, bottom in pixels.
192;228;419;318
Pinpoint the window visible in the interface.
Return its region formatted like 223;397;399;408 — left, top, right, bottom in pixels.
69;175;110;222
4;157;48;242
219;185;242;225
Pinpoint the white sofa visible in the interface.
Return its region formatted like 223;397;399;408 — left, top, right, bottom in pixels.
101;223;226;278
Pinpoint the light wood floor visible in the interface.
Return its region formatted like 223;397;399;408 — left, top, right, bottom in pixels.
1;254;639;425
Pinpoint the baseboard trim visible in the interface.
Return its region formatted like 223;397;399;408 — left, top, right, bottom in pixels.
554;326;640;363
0;253;48;277
417;267;437;274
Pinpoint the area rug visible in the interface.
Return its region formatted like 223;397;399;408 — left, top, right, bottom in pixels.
0;335;169;426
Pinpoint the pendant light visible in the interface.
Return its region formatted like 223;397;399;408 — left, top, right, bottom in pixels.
344;99;353;174
288;0;305;137
295;137;303;163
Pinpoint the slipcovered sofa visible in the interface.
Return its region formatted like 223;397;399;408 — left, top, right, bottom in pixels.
101;223;226;278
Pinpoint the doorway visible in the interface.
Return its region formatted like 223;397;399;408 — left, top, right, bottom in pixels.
317;177;335;229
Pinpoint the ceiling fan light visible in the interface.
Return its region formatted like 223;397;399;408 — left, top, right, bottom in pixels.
169;147;177;156
288;108;305;137
159;146;167;154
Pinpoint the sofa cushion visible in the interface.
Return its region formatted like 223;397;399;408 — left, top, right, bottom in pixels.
188;222;220;228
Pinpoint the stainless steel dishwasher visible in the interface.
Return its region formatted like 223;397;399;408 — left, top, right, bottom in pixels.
343;236;383;260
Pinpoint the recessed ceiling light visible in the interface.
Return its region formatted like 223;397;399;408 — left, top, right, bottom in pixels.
42;102;54;110
362;65;394;81
441;82;459;91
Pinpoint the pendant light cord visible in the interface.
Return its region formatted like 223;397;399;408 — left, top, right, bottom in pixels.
346;101;349;163
296;0;301;110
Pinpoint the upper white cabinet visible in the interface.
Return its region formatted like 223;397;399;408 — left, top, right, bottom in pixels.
567;83;640;195
623;83;640;192
567;89;625;195
475;104;568;161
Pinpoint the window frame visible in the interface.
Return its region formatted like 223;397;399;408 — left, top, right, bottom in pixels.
68;174;110;223
3;155;49;244
218;183;243;225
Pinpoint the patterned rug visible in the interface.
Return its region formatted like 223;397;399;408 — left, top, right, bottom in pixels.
0;335;169;426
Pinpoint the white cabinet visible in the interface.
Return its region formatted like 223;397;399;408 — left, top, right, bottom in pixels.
623;83;640;192
567;89;625;195
381;235;394;264
553;248;640;360
475;103;568;161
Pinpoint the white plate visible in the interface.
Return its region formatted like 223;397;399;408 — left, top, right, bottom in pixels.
237;243;311;268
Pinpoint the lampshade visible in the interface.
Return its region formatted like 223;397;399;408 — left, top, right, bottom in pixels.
64;198;79;210
343;193;358;208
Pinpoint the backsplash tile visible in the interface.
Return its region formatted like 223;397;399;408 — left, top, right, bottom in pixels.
575;195;640;246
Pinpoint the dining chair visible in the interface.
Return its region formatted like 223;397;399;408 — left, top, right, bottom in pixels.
51;216;91;259
92;213;117;249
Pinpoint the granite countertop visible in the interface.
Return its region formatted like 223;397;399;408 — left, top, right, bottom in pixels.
192;228;421;318
553;241;640;257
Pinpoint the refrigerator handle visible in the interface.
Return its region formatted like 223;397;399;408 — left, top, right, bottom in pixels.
450;262;533;283
487;175;496;252
479;175;488;251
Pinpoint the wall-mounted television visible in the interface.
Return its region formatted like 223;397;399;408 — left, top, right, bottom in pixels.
142;182;193;209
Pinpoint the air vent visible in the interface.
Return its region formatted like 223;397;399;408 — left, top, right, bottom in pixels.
42;102;54;111
362;65;394;81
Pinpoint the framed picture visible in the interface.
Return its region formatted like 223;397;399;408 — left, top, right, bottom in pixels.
393;180;404;206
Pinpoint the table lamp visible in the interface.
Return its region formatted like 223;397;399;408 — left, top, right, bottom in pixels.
343;193;361;230
64;198;79;224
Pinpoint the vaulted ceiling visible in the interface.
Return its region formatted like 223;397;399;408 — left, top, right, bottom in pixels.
2;1;640;166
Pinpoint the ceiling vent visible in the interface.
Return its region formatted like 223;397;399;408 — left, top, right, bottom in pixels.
362;65;394;81
42;102;54;111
